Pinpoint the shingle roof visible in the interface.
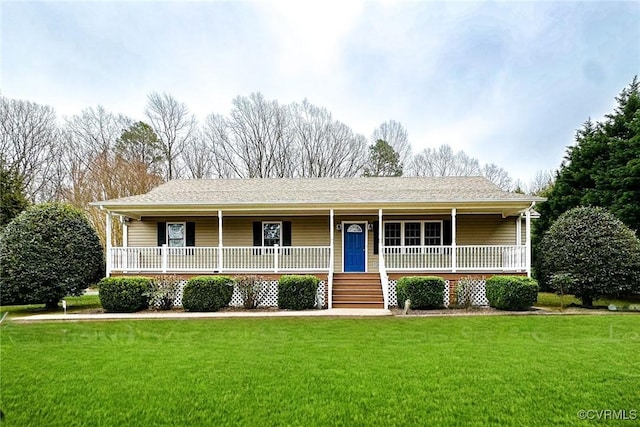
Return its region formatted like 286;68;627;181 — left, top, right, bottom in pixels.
94;176;544;207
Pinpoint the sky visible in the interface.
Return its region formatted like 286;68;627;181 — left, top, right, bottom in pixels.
1;0;639;185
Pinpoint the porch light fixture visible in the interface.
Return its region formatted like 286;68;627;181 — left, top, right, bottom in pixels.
336;224;342;231
367;224;374;231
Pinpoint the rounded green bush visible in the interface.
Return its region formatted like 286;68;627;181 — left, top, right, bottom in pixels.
182;276;234;312
278;275;319;310
539;206;640;306
99;277;152;312
396;276;445;309
485;276;538;311
0;203;104;308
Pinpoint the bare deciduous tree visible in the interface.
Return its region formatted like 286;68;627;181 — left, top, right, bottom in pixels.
290;100;367;177
62;152;163;246
203;93;290;178
408;144;514;190
481;163;513;191
526;169;555;195
0;97;62;201
409;144;480;177
145;92;196;180
182;129;217;179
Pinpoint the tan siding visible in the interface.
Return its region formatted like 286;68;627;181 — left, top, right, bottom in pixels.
128;217;219;247
456;214;516;245
128;220;158;247
129;216;331;248
222;217;330;247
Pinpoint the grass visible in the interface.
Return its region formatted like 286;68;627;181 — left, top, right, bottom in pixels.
0;294;101;318
1;316;639;426
536;292;640;310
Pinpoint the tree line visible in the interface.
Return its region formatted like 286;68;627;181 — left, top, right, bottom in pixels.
2;91;538;243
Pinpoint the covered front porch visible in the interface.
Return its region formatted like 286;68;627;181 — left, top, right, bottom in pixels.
103;206;534;309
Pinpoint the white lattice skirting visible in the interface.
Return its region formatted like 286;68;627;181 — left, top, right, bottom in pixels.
156;280;326;309
388;279;488;308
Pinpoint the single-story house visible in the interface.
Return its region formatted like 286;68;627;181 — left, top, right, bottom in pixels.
91;176;545;309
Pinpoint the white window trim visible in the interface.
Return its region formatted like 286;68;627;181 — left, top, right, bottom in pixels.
166;222;186;248
383;220;444;248
262;221;283;247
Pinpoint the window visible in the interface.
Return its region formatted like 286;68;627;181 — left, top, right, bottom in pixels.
384;223;401;246
167;223;185;247
382;220;445;247
263;222;282;247
404;222;421;246
424;222;442;246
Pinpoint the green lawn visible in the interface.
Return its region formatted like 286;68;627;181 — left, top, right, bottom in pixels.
1;316;639;426
536;292;640;310
0;294;101;318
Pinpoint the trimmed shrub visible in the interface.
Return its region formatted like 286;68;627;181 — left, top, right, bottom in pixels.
396;276;445;309
278;275;319;310
485;276;538;311
539;206;640;306
0;203;104;308
99;277;152;313
182;276;234;312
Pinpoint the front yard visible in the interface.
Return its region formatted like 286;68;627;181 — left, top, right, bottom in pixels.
1;315;638;426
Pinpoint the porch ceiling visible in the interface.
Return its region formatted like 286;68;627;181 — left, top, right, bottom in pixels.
99;201;531;220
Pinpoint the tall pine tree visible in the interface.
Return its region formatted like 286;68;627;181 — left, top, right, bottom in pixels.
534;77;640;285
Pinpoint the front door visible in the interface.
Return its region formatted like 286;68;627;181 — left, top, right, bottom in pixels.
344;223;366;272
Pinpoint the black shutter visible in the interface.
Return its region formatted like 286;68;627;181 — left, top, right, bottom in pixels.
157;222;166;246
253;221;262;246
283;221;292;246
186;222;195;247
443;220;452;245
373;220;379;255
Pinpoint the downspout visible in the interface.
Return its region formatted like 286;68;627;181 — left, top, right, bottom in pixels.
328;209;335;309
378;208;389;309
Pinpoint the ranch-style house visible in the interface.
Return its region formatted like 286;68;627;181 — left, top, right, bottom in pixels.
92;176;544;309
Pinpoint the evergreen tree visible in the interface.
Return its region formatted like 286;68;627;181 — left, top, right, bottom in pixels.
0;160;29;229
364;139;403;177
534;77;640;286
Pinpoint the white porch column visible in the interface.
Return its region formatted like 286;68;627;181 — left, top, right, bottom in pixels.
328;209;334;309
218;210;223;272
378;208;383;271
451;208;457;273
105;212;112;277
121;216;128;248
525;209;532;277
121;216;128;272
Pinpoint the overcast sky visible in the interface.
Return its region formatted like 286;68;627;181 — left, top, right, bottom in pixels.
2;0;638;184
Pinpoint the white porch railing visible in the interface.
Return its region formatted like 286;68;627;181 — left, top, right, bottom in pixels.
110;245;525;274
109;245;331;273
222;246;331;272
383;245;526;271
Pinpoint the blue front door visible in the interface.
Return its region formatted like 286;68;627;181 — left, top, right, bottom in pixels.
344;223;366;272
